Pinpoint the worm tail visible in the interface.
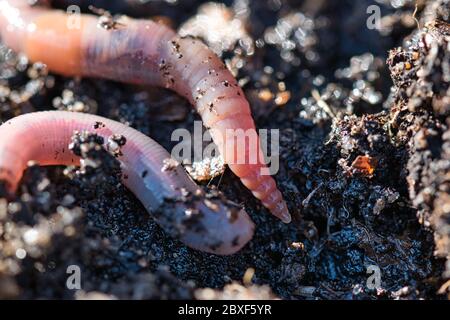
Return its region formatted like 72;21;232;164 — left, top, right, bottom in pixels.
162;37;291;223
210;116;291;223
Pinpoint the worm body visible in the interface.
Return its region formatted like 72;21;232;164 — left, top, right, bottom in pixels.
0;111;255;255
0;0;291;223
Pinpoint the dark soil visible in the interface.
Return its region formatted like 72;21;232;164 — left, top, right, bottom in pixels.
0;0;448;299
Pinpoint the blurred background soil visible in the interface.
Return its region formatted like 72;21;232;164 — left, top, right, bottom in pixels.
0;0;449;299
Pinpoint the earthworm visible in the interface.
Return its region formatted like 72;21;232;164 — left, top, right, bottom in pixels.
0;111;255;255
0;0;291;223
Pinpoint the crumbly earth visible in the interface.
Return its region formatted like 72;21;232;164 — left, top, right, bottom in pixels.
0;0;448;299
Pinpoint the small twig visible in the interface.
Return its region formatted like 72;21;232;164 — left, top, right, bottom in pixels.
302;183;322;208
311;89;336;118
412;1;421;30
89;5;125;30
216;170;225;189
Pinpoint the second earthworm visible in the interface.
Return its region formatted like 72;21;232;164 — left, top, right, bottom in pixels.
0;111;255;255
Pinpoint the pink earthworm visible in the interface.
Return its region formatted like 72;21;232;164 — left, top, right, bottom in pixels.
0;0;291;223
0;111;255;255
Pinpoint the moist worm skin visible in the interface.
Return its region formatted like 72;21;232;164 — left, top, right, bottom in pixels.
0;111;255;255
0;0;291;223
